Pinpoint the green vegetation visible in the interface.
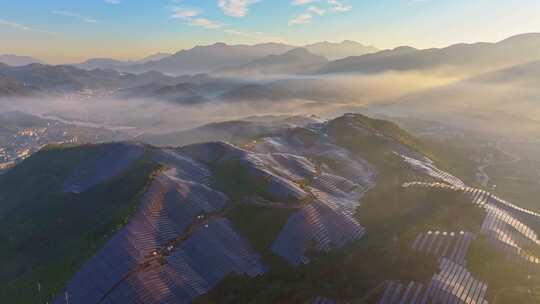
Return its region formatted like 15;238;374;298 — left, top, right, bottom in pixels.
225;204;294;254
357;158;485;244
467;237;540;304
212;159;271;202
486;159;540;213
0;144;160;303
327;114;433;162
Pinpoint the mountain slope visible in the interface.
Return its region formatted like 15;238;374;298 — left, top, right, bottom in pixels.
74;53;172;70
0;143;158;303
0;54;45;67
305;40;379;60
217;48;328;76
318;33;540;74
0;75;34;96
124;42;296;74
0;63;185;94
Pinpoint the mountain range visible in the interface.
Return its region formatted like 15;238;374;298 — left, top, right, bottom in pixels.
73;41;378;75
74;52;172;70
0;54;45;67
317;33;540;74
217;47;328;76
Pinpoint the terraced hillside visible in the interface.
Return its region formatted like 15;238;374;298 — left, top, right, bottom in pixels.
1;114;538;304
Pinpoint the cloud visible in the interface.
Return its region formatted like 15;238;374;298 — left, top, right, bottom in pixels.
293;0;351;13
171;8;222;29
292;0;318;5
51;10;100;23
289;13;312;25
328;0;351;12
218;0;258;17
104;0;121;4
289;0;350;26
171;8;199;19
189;18;222;29
0;19;57;35
308;6;325;15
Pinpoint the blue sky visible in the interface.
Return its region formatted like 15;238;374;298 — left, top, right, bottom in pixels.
1;0;540;63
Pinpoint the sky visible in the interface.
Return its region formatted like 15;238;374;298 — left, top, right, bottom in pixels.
1;0;540;64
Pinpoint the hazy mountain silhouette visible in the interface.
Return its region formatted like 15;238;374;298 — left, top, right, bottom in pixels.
0;54;45;67
217;48;328;76
305;41;379;60
318;33;540;74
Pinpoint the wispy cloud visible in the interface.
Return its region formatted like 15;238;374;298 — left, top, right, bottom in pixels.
293;0;351;12
104;0;121;4
292;0;318;5
0;19;57;35
308;6;326;15
289;13;312;25
289;0;350;26
51;10;100;23
327;0;351;12
189;18;222;29
171;8;199;19
171;8;222;29
218;0;259;17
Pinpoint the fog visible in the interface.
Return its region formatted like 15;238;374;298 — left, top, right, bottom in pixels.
1;67;539;140
0;70;460;134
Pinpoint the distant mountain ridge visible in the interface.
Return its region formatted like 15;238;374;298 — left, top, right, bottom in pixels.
304;40;379;60
0;63;187;95
217;47;328;76
0;54;45;67
317;33;540;74
74;52;172;70
71;41;379;74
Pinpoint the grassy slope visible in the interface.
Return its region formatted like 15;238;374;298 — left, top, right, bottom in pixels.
467;237;540;303
0;144;160;303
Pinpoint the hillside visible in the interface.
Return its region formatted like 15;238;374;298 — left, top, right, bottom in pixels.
1;114;538;304
123;42;296;74
0;64;193;95
318;33;540;74
217;48;328;76
0;54;44;67
0;75;34;96
305;41;379;60
74;53;172;70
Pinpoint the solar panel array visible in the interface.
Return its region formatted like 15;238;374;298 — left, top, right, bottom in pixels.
63;143;145;193
411;231;476;266
151;149;213;186
100;218;267;304
397;153;466;188
252;133;374;266
54;159;265;304
272;201;366;265
481;204;540;269
379;258;488;304
403;181;540;270
255;152;318;181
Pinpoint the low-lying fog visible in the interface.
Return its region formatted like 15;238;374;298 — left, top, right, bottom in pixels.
1;67;540;140
0;71;459;132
